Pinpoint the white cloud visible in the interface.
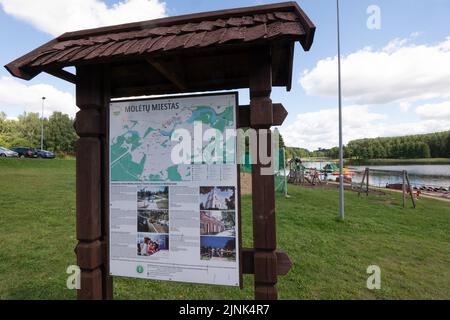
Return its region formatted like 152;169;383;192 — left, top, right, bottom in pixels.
399;102;411;112
300;36;450;105
281;105;450;150
0;0;167;36
0;76;76;117
416;101;450;120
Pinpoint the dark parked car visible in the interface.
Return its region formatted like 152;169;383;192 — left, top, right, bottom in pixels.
10;147;38;158
35;149;55;159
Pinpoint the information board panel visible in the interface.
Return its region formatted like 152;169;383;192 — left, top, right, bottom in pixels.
109;93;240;286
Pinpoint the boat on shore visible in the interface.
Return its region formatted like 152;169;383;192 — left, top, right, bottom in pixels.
386;183;450;202
322;163;356;181
386;183;412;192
386;183;449;192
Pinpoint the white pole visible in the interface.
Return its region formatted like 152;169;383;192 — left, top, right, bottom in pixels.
283;148;289;198
337;0;345;221
41;97;46;150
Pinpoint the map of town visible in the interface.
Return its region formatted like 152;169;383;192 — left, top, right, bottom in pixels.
110;102;235;182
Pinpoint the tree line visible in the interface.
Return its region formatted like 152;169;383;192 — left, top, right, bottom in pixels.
0;111;77;154
286;131;450;160
345;131;450;160
3;111;449;160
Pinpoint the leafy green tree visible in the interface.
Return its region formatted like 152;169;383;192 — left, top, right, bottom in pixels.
277;130;286;149
0;112;18;136
45;112;77;153
17;112;42;147
328;147;339;159
344;131;449;160
0;111;78;153
447;135;450;157
417;142;431;158
285;147;311;160
8;136;33;148
344;145;353;159
0;134;8;147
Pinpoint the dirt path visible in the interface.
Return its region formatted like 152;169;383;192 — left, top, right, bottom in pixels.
291;181;450;203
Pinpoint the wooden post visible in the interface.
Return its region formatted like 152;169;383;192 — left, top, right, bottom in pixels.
101;66;114;299
366;168;370;196
405;171;416;209
249;47;278;300
402;170;406;209
358;168;367;197
74;65;112;300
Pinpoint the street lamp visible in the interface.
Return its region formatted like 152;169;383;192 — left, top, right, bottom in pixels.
336;0;345;221
41;97;46;150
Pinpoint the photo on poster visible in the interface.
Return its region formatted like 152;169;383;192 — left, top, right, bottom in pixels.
199;186;235;210
200;210;235;236
137;233;169;257
200;236;236;262
137;186;169;210
138;209;169;233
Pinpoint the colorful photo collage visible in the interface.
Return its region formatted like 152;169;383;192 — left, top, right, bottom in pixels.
199;186;237;262
137;186;169;257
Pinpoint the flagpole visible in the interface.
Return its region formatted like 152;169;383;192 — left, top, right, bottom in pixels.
41;97;46;151
337;0;345;221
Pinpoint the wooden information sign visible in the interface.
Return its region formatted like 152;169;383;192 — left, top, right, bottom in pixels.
5;2;315;300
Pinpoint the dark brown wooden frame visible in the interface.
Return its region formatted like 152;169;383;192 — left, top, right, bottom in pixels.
74;62;292;300
7;2;315;300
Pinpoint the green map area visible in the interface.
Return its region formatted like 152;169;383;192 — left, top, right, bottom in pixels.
110;104;234;182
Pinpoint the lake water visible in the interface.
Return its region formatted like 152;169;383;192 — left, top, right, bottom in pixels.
301;161;450;189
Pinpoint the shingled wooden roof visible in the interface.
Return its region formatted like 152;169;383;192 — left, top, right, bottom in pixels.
5;2;315;98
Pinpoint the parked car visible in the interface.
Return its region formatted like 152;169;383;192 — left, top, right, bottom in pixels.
35;149;55;159
10;147;38;158
0;147;19;157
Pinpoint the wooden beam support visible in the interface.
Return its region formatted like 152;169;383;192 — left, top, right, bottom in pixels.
75;240;103;270
110;77;249;98
241;248;292;276
100;65;114;300
45;67;76;84
249;46;278;300
286;42;294;91
73;108;103;136
75;65;111;300
249;47;273;129
79;269;103;300
237;103;287;128
146;58;187;91
75;137;101;242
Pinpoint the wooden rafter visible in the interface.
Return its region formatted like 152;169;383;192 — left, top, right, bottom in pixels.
146;58;187;91
45;68;76;84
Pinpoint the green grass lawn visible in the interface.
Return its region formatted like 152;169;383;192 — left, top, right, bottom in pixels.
0;159;449;300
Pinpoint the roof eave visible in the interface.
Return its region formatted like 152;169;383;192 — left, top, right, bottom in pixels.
4;1;316;81
4;61;37;80
300;25;316;51
57;1;308;41
4;38;59;81
292;1;316;51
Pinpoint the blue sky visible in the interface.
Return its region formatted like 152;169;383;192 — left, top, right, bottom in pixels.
1;0;449;150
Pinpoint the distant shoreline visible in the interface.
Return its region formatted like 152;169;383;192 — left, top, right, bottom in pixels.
300;158;450;165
